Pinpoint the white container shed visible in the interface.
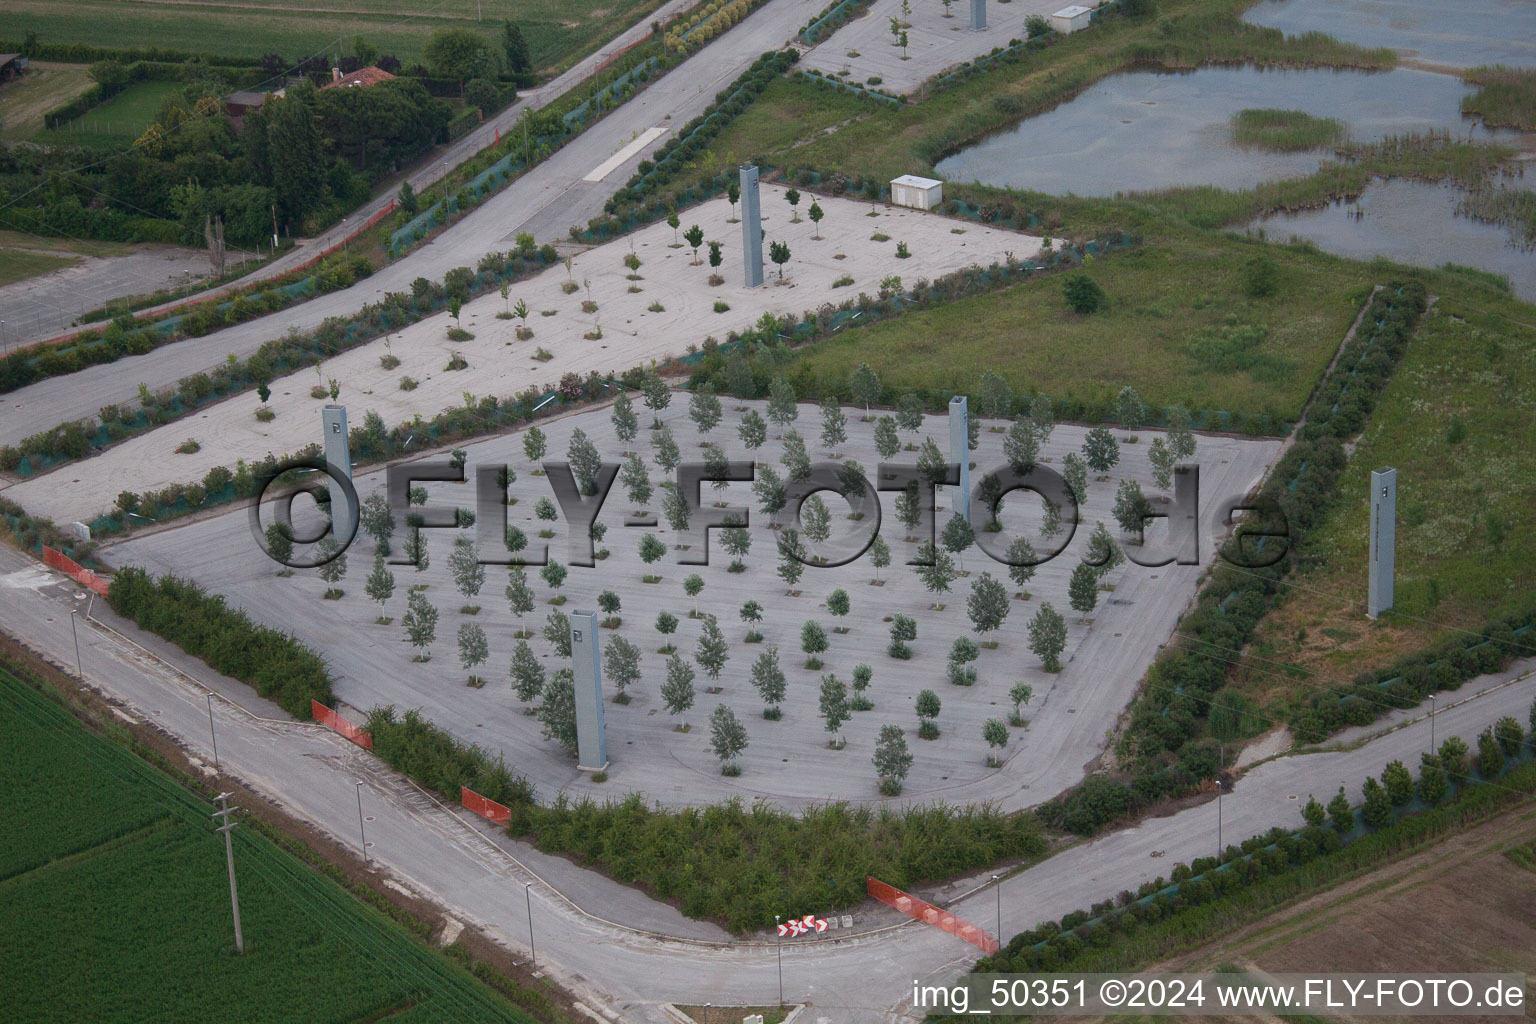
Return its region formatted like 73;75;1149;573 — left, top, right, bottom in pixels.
890;174;944;211
1051;4;1094;33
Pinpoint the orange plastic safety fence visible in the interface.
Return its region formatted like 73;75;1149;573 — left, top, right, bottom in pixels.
42;546;110;597
460;786;511;825
867;876;998;954
310;699;374;749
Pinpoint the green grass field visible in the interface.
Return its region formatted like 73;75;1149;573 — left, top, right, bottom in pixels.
8;0;662;76
784;237;1374;420
693;75;881;181
0;248;80;287
0;666;541;1024
40;80;182;143
0;60;95;141
1237;281;1536;693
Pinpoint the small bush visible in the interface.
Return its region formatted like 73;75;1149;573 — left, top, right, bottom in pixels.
255;407;276;422
833;276;854;287
714;300;731;313
447;327;475;341
175;438;201;454
310;385;328;399
870;232;890;242
444;352;468;371
581;300;599;313
380;354;401;370
561;281;580;294
515;326;534;340
648;301;666;312
533;347;553;361
399;376;419;391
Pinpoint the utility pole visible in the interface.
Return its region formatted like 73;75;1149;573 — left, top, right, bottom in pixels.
69;609;83;681
212;793;244;954
206;693;219;771
774;914;783;1005
355;780;368;865
524;881;536;966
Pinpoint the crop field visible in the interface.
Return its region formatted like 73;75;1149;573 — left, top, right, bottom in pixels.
8;0;662;74
0;666;540;1024
785;237;1375;421
0;61;95;142
1235;283;1536;697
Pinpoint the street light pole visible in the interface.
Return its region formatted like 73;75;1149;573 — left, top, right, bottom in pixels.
992;874;1001;940
774;914;783;1006
355;781;368;865
206;693;219;771
1217;745;1224;859
525;881;536;966
1430;694;1437;751
69;609;83;681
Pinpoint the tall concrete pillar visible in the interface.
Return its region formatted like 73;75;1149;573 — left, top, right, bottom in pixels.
569;609;608;770
949;395;970;524
1368;467;1396;619
740;164;763;287
321;405;355;531
970;0;986;30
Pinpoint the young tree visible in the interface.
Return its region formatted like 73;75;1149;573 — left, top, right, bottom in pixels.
1116;386;1144;431
1028;394;1055;445
808;200;824;239
1085;521;1124;577
265;521;294;567
721;518;752;570
726;179;740;219
655;609;679;651
597;589;621;623
1418;753;1448;805
850;663;873;703
1027;602;1067;672
652;425;682;474
873;724;913;795
642;372;671;425
1006;536;1038;591
538;669;578;756
785;187;801;222
1008;681;1033;723
364;551;395;619
1495;715;1524;756
820;396;848;453
801;620;829;666
768;240;791;279
888;613;917;659
751;645;787;718
948;636;979;686
708;240;723;269
696;615;729;679
894;481;923;539
827;587;851;622
509;638;545;703
753;464;787;516
767;376;798;435
1061;273;1106;315
683;223;704;263
523;425;547;464
682;573;705;615
567;428;603;496
1439;736;1470;781
1167;406;1197;460
915;542;957;595
1001;417;1038;475
977;370;1012;421
661;486;691;535
402;526;429;572
1477;728;1506;779
661;654;696;728
638;532;667;565
458;623;489;683
1113;479;1152;536
621;452;652;508
848;364;881;420
1301;793;1327;828
1060;452;1088;506
1361;775;1392;829
941;513;974;570
1068;562;1099;617
503;570;533;631
896;393;924;433
868;535;892;582
1148;436;1176;491
709;704;749;774
1327;785;1354;833
611;392;639;444
916;436;949;488
782;430;812;482
449;539;485;602
1082;427;1120;474
604;635;641;701
982;718;1009;764
316;536;348;598
915;689;941;738
967;572;1010;633
738;409;768;450
666;209;680;243
359;492;396;554
540;558;568;595
1381;759;1414;806
402;589;439;660
777;530;808;591
689;384;723;435
819;674;850;745
801;494;832;545
873;416;901;461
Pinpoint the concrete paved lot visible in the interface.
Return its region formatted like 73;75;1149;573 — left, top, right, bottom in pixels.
7;187;1035;525
801;0;1067;96
106;398;1280;811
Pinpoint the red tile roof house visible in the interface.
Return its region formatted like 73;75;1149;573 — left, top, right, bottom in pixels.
321;66;396;90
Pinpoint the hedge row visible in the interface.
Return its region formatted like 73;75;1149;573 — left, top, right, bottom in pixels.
0;38;265;66
984;739;1536;974
43;60;262;129
106;566;332;718
365;706;535;809
797;0;876;45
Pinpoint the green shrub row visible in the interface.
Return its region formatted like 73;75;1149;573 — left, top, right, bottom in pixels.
106;566;332;719
0;38;265;67
42;60;263;129
797;0;876;44
364;706;535;809
984;738;1536;974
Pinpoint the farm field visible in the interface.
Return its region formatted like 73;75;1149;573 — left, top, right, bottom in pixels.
0;665;542;1024
1235;284;1536;698
7;0;663;75
785;237;1376;422
1152;803;1536;1001
0;60;95;141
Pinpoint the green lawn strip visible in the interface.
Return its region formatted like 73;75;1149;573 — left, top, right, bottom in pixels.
0;665;544;1024
783;237;1371;420
0;248;80;287
39;79;181;142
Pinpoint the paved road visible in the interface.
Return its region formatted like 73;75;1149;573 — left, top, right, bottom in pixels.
0;0;819;444
3;543;1531;1022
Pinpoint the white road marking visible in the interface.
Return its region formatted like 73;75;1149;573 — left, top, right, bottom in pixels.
581;126;667;183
